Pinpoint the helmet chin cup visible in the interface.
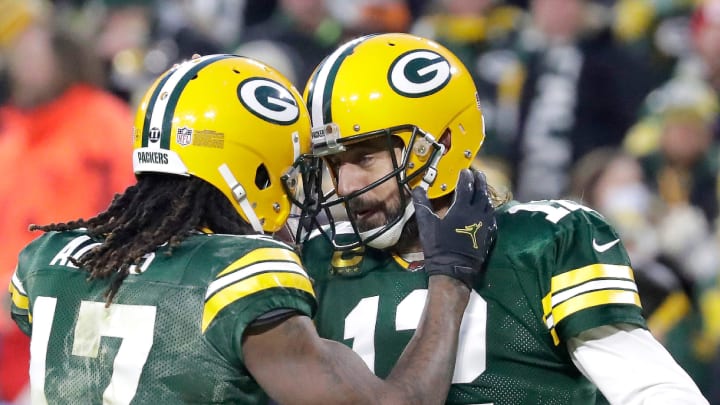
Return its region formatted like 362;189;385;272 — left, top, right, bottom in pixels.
360;202;415;249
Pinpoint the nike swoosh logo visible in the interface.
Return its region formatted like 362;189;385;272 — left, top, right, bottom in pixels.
592;238;620;253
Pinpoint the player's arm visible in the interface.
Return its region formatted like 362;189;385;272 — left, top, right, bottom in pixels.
541;205;707;403
244;169;496;404
568;323;709;405
244;275;469;405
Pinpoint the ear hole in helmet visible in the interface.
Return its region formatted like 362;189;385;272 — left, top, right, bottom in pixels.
439;128;452;155
255;164;271;189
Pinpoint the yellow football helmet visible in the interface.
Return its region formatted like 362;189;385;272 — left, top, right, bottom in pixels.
303;33;485;249
133;54;311;234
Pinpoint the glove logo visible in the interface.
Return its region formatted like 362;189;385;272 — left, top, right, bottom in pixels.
388;50;451;98
455;221;483;249
237;78;300;125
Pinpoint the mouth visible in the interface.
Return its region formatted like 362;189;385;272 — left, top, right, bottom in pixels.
355;207;378;221
353;205;385;231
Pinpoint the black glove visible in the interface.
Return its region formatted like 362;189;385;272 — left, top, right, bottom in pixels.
412;169;497;289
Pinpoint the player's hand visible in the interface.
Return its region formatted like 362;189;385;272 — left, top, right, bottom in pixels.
412;169;497;289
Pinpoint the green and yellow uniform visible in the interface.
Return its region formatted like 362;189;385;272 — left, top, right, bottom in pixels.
302;199;646;404
9;230;315;404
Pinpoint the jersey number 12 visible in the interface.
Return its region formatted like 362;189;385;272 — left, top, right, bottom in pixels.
345;289;487;384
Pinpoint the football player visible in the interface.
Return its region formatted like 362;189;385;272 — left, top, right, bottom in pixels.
8;54;496;404
300;33;709;404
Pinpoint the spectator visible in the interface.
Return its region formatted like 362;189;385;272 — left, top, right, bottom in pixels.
610;0;697;90
569;148;692;332
569;148;713;399
93;0;226;104
506;0;654;201
688;0;720;100
327;0;413;35
237;0;344;87
624;0;720;151
0;1;134;401
411;0;524;163
625;77;719;224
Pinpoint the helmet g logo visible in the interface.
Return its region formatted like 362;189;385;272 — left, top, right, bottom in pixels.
238;78;300;125
388;50;451;98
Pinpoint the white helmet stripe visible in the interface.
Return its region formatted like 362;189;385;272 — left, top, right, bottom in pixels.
145;54;229;150
309;36;369;127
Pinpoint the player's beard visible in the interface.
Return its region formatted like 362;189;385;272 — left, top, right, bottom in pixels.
347;192;404;233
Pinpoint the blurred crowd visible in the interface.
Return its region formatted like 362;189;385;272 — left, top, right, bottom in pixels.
0;0;719;403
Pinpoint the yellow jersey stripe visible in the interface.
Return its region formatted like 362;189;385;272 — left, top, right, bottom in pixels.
551;279;638;308
9;283;29;311
217;247;302;278
552;289;641;326
551;264;634;293
202;272;314;332
543;264;636;321
207;261;308;298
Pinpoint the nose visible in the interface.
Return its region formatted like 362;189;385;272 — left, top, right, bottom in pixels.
335;163;367;197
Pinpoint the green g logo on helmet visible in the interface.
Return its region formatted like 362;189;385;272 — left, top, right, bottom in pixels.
388;50;451;98
238;78;300;125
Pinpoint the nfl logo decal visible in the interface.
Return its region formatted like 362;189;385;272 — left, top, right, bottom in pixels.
148;127;161;143
176;127;193;146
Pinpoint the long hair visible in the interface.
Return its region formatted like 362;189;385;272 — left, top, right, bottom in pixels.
30;174;254;305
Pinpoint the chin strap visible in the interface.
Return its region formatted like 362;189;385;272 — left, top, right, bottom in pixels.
360;201;415;249
218;163;264;233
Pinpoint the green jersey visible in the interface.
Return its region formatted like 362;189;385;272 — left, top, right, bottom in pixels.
302;199;647;405
9;230;316;404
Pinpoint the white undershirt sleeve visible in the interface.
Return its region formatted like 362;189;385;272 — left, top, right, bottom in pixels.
567;323;709;405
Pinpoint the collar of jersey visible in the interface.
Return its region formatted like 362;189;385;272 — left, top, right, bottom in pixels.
391;252;425;271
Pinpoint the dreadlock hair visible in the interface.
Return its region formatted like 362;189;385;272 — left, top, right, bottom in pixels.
29;173;255;305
